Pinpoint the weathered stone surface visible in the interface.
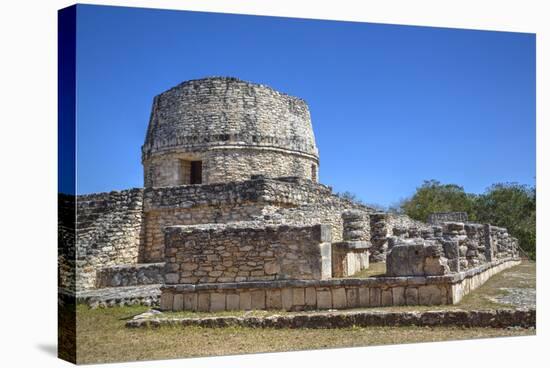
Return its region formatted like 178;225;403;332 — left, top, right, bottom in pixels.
164;223;335;284
381;289;393;306
281;288;293;311
96;263;164;288
76;284;161;308
143;77;320;188
264;262;280;275
317;289;332;309
197;293;210;312
266;290;282;309
392;286;405;305
424;257;450;276
183;293;197;311
331;288;347;309
239;292;252;310
251;290;266;309
160;292;174;311
172;294;184;311
346;288;359;308
427;212;468;225
210;293;226;312
418;285;443;305
292;288;305;306
358;287;370;307
370;288;381;307
305;287;316;307
127;308;536;329
386;240;426;276
226;294;240;311
405;287;418;305
386;238;450;277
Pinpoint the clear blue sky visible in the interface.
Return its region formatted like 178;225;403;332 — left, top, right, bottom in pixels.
75;4;535;207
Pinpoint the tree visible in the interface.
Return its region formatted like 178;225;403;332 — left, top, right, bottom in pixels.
400;180;476;222
474;183;536;259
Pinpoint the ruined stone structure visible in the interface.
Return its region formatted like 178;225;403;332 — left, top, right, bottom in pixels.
59;77;520;311
142;77;319;187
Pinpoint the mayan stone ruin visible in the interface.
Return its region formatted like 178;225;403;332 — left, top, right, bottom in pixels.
59;77;520;311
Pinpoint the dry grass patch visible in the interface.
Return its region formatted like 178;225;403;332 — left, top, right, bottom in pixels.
77;305;534;364
75;262;536;364
349;262;386;278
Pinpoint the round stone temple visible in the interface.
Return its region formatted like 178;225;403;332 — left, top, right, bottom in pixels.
142;76;320;187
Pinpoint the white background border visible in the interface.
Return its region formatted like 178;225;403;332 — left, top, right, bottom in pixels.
0;1;546;367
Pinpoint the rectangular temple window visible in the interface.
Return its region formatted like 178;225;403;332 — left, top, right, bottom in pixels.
190;161;202;184
311;164;317;182
178;160;191;185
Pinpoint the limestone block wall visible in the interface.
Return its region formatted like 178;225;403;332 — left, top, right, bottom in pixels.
142;204;265;263
144;148;318;187
75;189;144;290
159;258;520;312
260;178;374;244
141;177;374;263
164;223;332;284
142;77;319;187
141;180;271;262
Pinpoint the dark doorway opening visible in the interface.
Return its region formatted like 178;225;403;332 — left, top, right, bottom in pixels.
190;161;202;184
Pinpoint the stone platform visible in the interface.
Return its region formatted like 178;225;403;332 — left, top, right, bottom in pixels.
159;258;520;312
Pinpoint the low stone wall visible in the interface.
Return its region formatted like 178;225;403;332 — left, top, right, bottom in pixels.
77;285;161;308
450;259;521;303
127;308;536;329
164;223;332;284
159;258;520;312
96;263;164;288
428;212;469;224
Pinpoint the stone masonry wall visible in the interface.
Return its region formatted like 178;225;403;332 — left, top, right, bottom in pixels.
369;213;431;263
144;147;318;187
142;204;265;263
164;223;332;284
258;178;374;244
141;177;374;263
159;258;520;312
75;189;144;290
